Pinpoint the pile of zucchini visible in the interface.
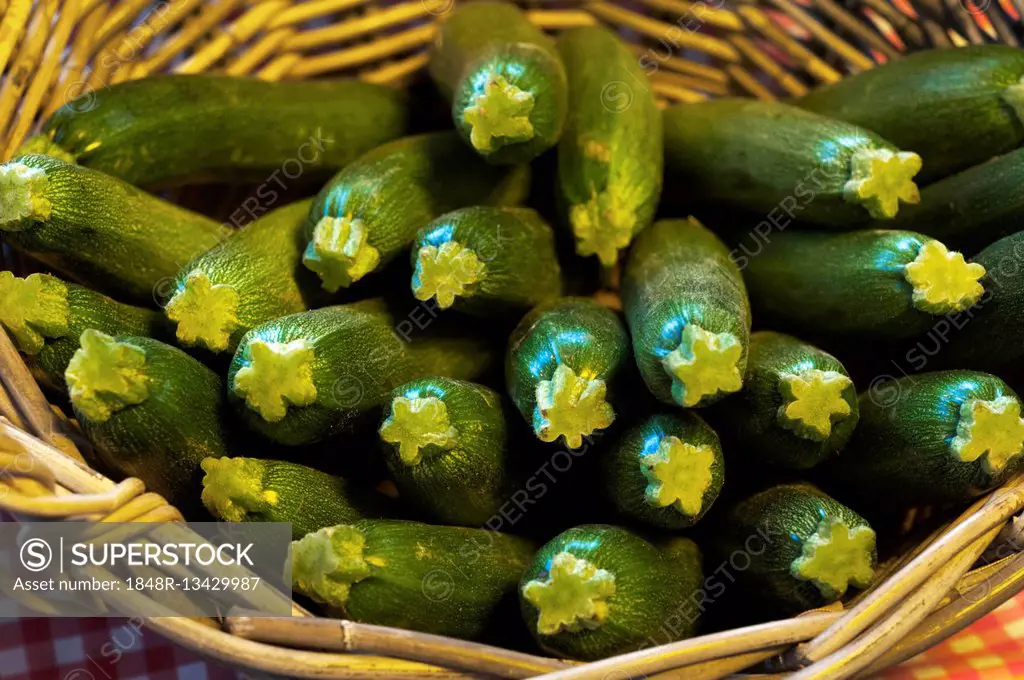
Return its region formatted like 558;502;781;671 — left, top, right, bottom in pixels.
3;1;1024;660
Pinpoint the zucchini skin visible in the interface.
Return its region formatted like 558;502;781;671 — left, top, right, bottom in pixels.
1;154;224;301
428;1;567;164
293;520;536;640
603;412;725;529
555;26;663;267
796;45;1024;182
622;218;751;408
34;75;408;187
304;132;530;293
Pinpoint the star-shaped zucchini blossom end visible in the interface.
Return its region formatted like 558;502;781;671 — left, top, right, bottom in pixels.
791;518;876;600
777;369;854;442
379;396;459;466
292;525;373;609
412;241;486;309
200;457;279;522
952;396;1024;476
641;435;716;518
233;338;318;423
0;161;52;231
0;271;70;354
903;240;986;315
533;364;615;448
843;148;922;220
165;270;241;353
65;330;150;424
569;189;636;267
303;214;380;293
662;325;743;407
462;74;535;153
522;551;616;635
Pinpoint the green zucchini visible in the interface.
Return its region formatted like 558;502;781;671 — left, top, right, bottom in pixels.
716;331;859;470
228;299;494;446
717;483;877;614
65;330;234;510
0;154;224;301
200;457;389;540
603;412;725;529
303;132;529;293
519;524;701;660
830;371;1024;504
427;0;568;164
622;218;751;408
378;377;510;527
410;206;562;317
506;297;630;448
21;75;408;188
795;45;1024;182
0;272;168;391
663;99;922;226
554;25;662;266
743;230;987;339
292;520;536;640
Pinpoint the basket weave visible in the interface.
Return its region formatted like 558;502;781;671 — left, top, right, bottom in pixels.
0;1;1022;678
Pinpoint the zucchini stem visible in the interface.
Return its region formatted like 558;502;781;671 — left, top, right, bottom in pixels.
662;325;743;407
412;241;486;309
232;338;318;422
1002;76;1024;125
379;396;459;466
462;73;536;153
303;214;380;293
570;189;636;267
0;272;70;354
521;551;616;635
65;330;149;423
0;161;52;231
790;518;876;600
842;148;921;220
533;364;615;448
165;271;241;352
15;135;77;164
200;457;279;522
292;525;373;608
777;370;854;442
641;435;715;517
903;240;986;315
951;396;1024;475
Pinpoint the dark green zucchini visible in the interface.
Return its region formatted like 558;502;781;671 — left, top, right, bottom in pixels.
0;272;167;391
603;412;725;529
228;299;494;446
519;524;701;660
303;132;529;292
0;154;224;301
410;206;562;317
744;230;987;339
555;25;662;266
427;1;567;164
292;520;536;640
622;218;751;408
506;298;630;448
717;483;877;614
796;45;1024;182
663;99;922;226
21;75;408;188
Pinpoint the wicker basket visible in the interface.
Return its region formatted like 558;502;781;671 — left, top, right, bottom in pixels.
0;1;1022;678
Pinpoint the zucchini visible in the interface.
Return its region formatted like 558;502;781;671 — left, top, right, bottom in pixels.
0;272;167;391
796;45;1024;182
22;75;408;188
603;412;725;529
0;154;224;301
663;99;922;226
65;330;234;510
506;297;630;448
200;457;389;540
427;0;568;164
829;371;1024;504
292;520;536;640
303;132;530;293
717;483;876;614
228;299;494;446
622;218;751;408
519;524;701;660
716;331;859;470
410;206;562;317
379;377;510;527
555;25;662;266
743;230;987;339
164;198;329;354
